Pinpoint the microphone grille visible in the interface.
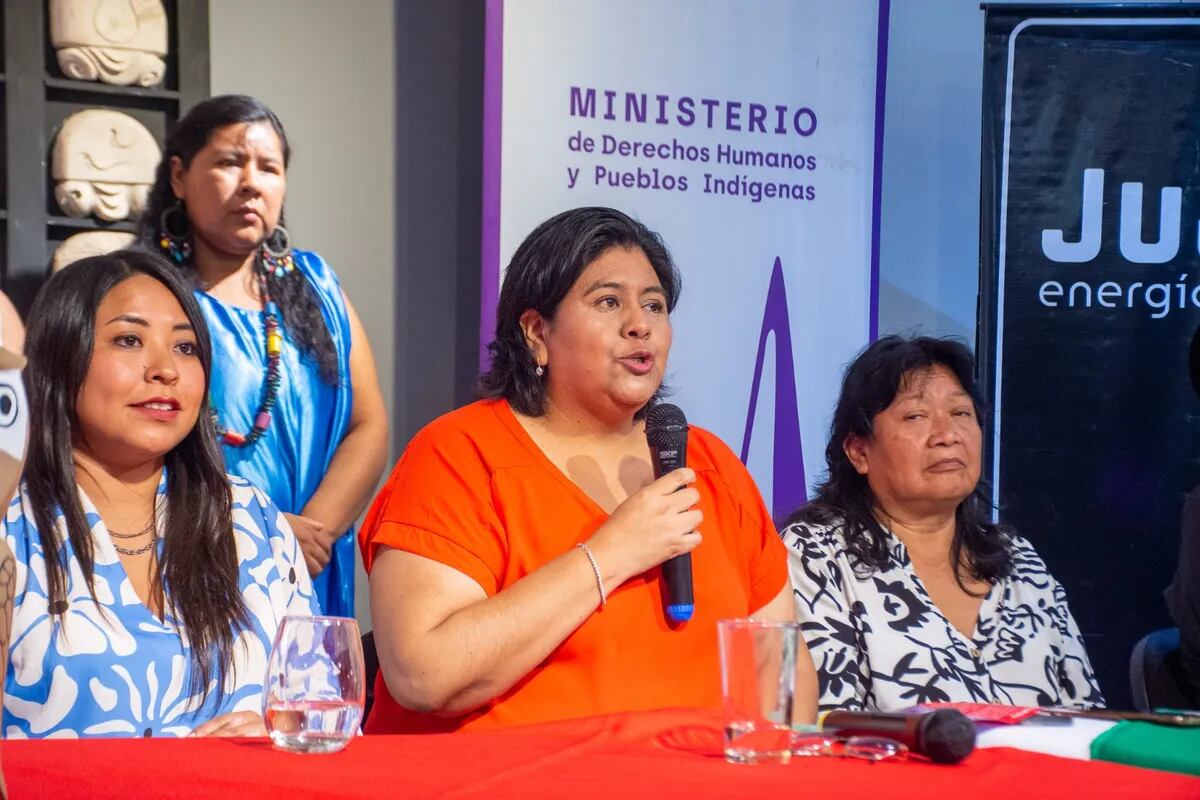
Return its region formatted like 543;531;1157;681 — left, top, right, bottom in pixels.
645;403;688;448
918;709;976;764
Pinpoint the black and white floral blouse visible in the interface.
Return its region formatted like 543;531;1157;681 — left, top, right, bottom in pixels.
782;517;1104;712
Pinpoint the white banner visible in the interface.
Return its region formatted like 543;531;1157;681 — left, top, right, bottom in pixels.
483;0;887;518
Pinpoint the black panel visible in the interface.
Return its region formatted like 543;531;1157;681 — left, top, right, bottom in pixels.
979;6;1200;709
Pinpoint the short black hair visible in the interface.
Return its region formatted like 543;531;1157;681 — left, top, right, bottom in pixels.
787;335;1013;590
479;207;681;417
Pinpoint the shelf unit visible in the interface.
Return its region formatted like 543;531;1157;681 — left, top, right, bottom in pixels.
2;0;210;314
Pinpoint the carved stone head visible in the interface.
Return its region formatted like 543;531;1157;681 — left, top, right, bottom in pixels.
52;109;161;222
51;231;137;272
49;0;168;87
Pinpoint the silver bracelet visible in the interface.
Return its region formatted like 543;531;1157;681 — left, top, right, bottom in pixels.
575;542;607;607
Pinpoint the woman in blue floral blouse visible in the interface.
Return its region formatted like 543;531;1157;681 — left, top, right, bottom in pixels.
3;250;316;738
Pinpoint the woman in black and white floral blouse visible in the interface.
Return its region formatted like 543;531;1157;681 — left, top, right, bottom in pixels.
782;335;1103;712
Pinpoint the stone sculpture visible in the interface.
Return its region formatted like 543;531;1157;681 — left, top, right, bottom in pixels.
49;0;169;87
52;109;161;222
50;231;137;272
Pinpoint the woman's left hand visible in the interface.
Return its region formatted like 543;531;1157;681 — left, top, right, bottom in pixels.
189;711;267;737
283;512;335;576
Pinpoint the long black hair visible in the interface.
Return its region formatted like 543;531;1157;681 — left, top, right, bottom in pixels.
479;206;682;417
136;94;337;383
24;249;249;702
786;335;1013;591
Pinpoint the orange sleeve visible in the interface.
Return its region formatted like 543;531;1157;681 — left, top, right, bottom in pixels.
359;416;507;596
745;506;789;610
702;431;788;609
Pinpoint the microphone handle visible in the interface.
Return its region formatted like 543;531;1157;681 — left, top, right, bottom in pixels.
820;710;920;748
661;552;693;621
648;443;693;621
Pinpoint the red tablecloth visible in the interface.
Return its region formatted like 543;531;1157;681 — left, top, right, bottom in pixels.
5;709;1198;799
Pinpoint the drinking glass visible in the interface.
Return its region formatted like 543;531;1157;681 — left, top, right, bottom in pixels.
263;615;366;754
717;618;801;764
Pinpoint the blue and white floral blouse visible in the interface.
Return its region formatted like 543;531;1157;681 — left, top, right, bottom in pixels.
783;517;1105;712
2;472;318;738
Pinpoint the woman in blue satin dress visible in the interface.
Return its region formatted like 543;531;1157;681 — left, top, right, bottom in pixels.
136;95;388;617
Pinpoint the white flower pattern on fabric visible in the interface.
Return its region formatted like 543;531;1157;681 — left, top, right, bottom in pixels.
782;517;1104;713
2;473;318;738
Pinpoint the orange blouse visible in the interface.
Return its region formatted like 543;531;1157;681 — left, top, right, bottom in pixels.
359;399;787;734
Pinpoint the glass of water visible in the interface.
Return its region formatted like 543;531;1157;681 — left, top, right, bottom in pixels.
263;615;366;754
717;619;801;765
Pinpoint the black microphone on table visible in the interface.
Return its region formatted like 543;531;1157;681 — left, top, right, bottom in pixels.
819;708;976;764
644;403;694;623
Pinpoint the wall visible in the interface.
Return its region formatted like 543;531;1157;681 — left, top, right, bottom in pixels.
391;2;484;450
877;0;986;340
209;0;396;627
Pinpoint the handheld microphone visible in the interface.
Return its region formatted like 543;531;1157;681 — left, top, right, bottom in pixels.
819;708;976;764
644;403;693;623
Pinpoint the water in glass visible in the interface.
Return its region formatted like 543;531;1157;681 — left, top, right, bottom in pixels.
263;615;365;754
265;699;362;753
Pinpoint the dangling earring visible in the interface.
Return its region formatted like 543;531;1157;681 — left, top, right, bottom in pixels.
262;225;296;278
158;199;193;264
535;364;545;377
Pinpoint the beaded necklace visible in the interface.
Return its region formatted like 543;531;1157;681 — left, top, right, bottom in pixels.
159;233;296;449
211;262;283;448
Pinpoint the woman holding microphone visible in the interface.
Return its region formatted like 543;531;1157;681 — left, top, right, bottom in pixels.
361;207;816;733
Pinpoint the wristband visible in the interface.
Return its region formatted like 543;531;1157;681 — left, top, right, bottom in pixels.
576;542;607;607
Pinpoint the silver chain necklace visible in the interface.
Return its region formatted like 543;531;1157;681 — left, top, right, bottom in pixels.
108;515;158;556
107;520;155;539
113;539;158;557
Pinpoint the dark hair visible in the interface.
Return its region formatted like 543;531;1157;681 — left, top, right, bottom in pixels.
479;207;682;417
136;94;337;383
786;335;1013;591
24;249;248;702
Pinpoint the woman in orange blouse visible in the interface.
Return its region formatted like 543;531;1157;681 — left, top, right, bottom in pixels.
360;207;816;733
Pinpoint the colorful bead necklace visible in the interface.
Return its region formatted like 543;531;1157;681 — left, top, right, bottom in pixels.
159;232;296;449
212;261;284;448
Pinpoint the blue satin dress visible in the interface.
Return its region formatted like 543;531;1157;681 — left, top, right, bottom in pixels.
196;249;355;617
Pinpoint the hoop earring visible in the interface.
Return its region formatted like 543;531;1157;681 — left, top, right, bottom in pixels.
262;225;296;277
158;200;192;264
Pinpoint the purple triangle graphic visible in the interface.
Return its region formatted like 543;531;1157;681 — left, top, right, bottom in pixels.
739;256;806;521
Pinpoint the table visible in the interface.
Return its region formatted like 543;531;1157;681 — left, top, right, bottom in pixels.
6;709;1198;799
